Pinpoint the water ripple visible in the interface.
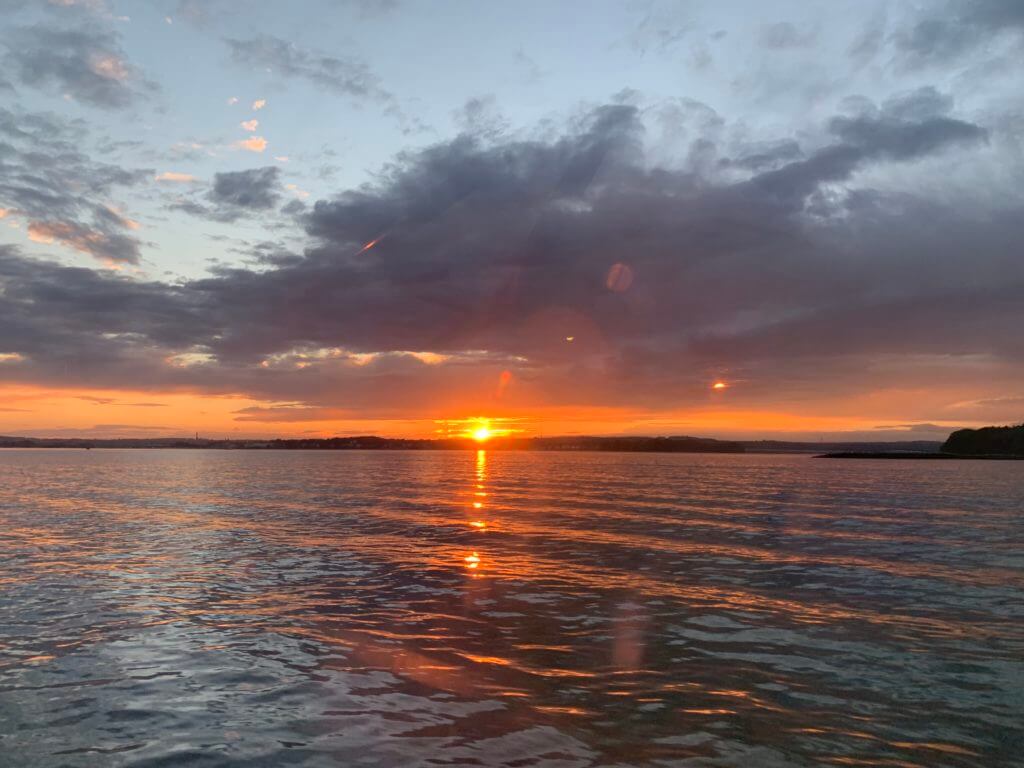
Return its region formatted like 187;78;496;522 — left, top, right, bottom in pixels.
1;449;1022;767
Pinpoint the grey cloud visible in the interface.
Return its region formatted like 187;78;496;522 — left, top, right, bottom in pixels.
0;107;149;263
828;113;985;158
280;199;306;216
454;95;509;138
894;0;1024;67
758;22;815;49
351;0;399;18
722;140;802;172
752;91;986;207
225;35;391;101
210;166;282;210
628;7;690;55
169;199;214;218
2;24;151;109
0;99;1018;420
880;86;954;121
173;166;283;222
27;220;141;264
848;10;888;63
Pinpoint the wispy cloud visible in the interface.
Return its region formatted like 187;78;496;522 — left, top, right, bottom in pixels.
2;23;153;108
28;220;140;264
226;36;392;102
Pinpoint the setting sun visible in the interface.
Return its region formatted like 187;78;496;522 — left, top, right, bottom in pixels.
472;425;492;442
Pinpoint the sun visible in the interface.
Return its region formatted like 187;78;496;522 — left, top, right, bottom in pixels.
441;417;518;442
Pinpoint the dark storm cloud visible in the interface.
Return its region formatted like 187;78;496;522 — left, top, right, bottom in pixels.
2;23;151;109
0;108;149;264
225;35;391;101
0;98;1016;418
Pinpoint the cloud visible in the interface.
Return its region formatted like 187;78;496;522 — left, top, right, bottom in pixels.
155;171;196;183
893;0;1024;68
27;220;140;264
0;107;148;264
234;136;267;152
226;36;391;101
240;119;258;132
351;0;399;18
209;166;282;211
749;90;987;207
252;98;266;110
758;22;815;49
226;96;238;105
0;98;1018;427
2;23;151;108
454;95;509;138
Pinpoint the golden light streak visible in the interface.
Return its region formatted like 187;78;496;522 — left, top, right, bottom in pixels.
357;237;381;254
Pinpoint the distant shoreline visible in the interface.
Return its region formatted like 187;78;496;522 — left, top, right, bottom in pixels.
0;435;745;454
0;434;954;455
818;451;1024;460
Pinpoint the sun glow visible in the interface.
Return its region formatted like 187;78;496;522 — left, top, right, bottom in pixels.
435;417;523;441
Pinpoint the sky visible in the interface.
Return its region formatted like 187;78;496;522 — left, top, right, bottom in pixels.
0;0;1023;440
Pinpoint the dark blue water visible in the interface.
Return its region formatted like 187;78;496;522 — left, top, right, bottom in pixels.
1;449;1022;766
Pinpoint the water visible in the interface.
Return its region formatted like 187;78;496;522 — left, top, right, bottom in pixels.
1;449;1022;767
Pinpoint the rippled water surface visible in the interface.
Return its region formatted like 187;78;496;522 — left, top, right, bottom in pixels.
1;449;1023;767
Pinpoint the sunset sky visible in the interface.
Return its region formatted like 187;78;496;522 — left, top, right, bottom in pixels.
1;0;1022;440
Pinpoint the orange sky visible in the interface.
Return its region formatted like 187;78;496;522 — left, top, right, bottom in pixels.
0;382;984;441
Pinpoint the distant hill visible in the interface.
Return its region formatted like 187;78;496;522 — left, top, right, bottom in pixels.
942;424;1024;457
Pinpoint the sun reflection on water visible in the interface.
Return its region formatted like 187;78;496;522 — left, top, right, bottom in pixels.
464;449;490;571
